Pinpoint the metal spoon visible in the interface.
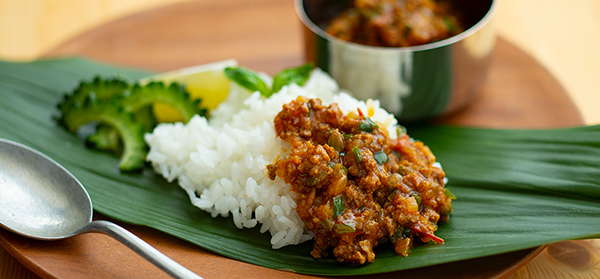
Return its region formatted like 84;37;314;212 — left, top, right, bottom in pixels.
0;138;203;279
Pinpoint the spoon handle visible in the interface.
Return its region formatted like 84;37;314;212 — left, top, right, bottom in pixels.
81;220;203;279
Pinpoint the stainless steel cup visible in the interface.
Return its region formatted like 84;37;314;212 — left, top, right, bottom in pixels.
295;0;498;122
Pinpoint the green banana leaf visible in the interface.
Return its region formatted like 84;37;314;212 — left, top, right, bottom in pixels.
1;58;599;276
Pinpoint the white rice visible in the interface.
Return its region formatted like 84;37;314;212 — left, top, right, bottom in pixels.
144;69;399;249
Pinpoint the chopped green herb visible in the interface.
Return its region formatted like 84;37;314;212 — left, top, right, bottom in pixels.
373;150;389;164
366;117;378;128
352;146;362;163
333;196;345;218
358;117;378;133
321;219;333;230
358;122;373;132
444;188;457;199
333;223;356;234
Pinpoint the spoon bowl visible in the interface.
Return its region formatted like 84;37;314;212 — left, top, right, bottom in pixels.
0;138;92;240
0;138;202;279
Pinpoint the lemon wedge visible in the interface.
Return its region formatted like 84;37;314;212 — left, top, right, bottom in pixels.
140;59;238;122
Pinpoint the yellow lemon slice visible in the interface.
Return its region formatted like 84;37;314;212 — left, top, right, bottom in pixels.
140;59;238;122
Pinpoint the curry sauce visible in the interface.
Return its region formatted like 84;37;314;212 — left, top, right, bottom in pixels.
326;0;463;47
267;97;453;264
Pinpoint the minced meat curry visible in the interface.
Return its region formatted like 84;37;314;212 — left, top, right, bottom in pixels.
267;97;454;264
326;0;463;47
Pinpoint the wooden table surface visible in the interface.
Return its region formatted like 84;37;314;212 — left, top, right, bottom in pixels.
1;0;599;278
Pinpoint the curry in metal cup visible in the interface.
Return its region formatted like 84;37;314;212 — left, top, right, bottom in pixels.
295;0;498;122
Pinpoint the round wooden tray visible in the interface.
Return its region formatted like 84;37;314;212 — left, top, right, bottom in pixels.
1;0;584;278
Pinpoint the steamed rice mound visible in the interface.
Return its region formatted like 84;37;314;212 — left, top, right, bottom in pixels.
145;69;399;248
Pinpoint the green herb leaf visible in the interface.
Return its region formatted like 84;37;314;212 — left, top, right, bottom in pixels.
333;223;356;234
366;117;378;128
352;146;362;163
373;150;388;164
333;196;345;218
271;63;313;93
321;219;333;230
359;116;378;133
224;66;270;97
358;122;373;132
444;188;457;199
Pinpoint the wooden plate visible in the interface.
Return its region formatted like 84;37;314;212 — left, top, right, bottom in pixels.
1;0;583;278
